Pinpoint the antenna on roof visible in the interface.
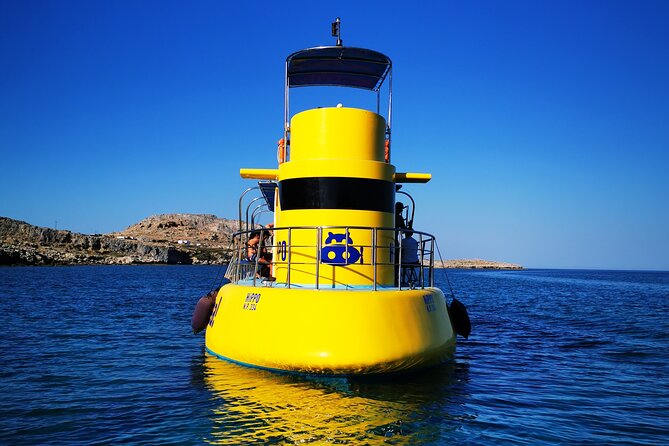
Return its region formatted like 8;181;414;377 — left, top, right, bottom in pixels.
331;17;342;46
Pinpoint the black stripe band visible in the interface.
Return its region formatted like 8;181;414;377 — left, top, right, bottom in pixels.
279;177;395;212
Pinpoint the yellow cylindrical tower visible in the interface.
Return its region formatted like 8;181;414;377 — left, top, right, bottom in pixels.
273;106;396;287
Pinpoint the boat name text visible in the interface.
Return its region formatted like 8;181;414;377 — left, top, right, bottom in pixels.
423;294;436;312
243;293;261;311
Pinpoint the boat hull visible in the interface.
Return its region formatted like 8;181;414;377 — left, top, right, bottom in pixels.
205;284;456;374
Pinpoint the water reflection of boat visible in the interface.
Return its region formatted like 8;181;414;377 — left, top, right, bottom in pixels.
194;19;470;375
202;354;471;444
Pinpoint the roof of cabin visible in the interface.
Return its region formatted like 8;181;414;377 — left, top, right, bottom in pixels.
286;46;391;91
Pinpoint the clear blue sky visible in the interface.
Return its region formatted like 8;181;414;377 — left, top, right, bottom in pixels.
1;1;668;270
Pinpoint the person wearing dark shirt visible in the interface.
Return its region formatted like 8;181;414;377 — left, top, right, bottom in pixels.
395;202;407;230
393;202;408;285
401;231;419;264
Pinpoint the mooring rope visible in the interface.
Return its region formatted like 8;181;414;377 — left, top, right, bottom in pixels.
208;239;234;292
434;240;456;301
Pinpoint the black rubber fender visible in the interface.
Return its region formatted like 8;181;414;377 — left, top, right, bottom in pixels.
449;298;471;339
191;279;230;334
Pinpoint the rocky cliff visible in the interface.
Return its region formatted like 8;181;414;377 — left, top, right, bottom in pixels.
111;214;238;247
0;214;237;266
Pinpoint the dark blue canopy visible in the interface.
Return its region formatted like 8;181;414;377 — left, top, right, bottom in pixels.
287;46;391;91
258;181;277;212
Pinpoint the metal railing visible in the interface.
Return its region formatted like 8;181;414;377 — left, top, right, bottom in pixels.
224;226;436;290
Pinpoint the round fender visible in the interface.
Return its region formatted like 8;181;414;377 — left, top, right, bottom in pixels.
449;298;471;339
191;289;218;334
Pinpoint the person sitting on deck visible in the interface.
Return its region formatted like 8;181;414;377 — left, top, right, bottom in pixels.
259;227;273;265
401;230;419;264
247;230;272;279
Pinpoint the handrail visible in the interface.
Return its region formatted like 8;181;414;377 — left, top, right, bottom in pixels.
244;196;264;233
250;204;268;228
238;186;259;233
225;225;436;290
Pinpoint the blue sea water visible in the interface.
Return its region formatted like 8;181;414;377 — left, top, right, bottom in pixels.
0;266;668;445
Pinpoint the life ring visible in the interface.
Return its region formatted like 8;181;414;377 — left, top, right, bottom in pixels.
384;139;390;163
277;138;286;164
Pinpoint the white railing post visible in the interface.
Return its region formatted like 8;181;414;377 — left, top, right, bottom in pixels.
372;228;377;291
287;228;292;288
316;227;322;290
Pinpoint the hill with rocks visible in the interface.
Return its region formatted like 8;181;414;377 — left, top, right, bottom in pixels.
112;214;238;250
0;214;239;266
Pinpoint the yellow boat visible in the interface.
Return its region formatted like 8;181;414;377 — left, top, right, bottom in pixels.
198;21;468;375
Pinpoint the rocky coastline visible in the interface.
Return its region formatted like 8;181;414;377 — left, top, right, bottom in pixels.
435;259;523;270
0;215;234;266
1;215;523;269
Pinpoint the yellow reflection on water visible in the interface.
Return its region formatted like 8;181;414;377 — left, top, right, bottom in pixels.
203;354;467;445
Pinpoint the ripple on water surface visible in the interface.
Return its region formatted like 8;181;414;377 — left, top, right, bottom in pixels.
0;266;668;444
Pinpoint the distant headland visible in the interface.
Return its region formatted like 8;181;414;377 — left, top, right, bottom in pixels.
0;215;523;269
436;259;523;269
